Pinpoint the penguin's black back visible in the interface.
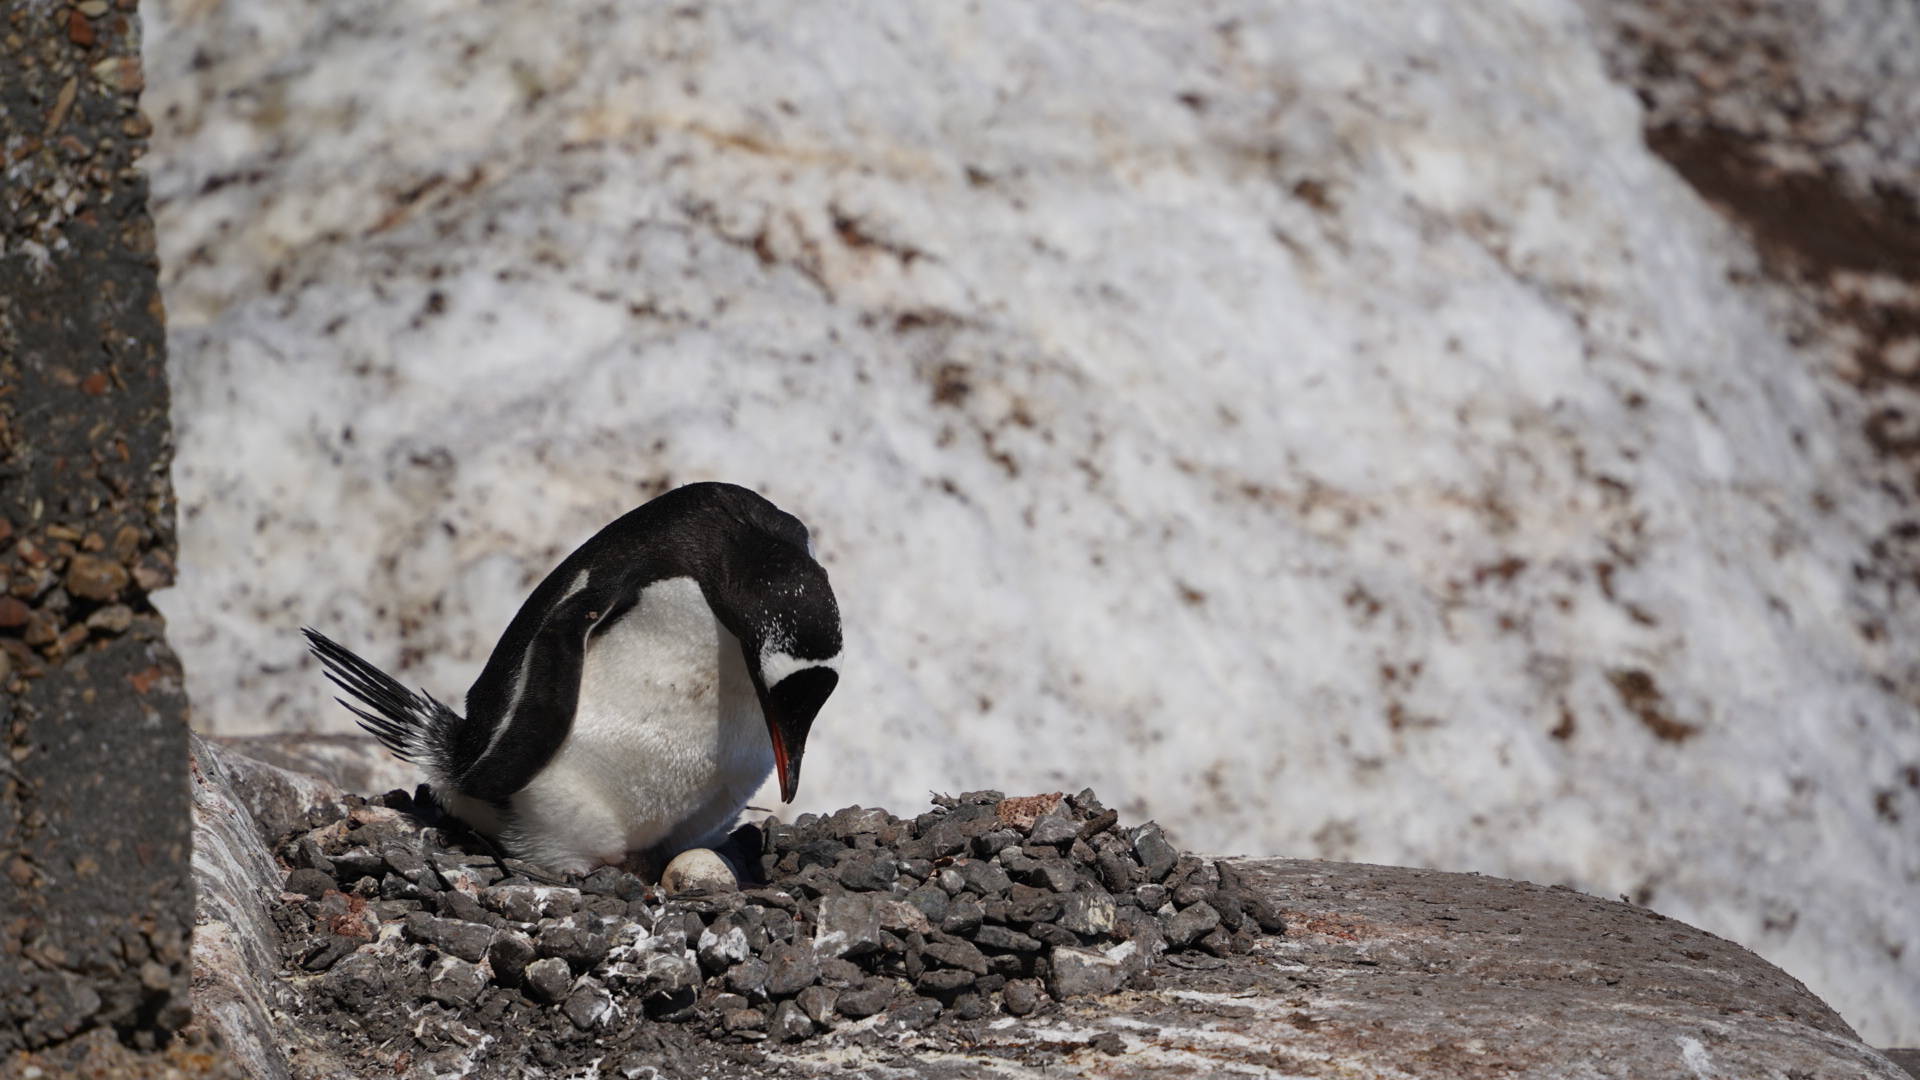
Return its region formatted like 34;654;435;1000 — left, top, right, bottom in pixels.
447;482;836;802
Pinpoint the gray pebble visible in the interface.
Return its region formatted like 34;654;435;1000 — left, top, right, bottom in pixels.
727;957;770;1001
765;942;819;996
331;847;387;880
1198;925;1236;957
1005;893;1063;926
922;940;988;976
404;911;494;963
697;921;751;973
537;925;611;972
1242;894;1287;934
379;873;423;902
565;979;614;1030
917;968;975;993
381;847;427;883
437;887;491;924
817;958;865;988
921;821;967;859
1172;880;1213;908
834;981;891;1019
1002;980;1041;1016
959;860;1012;896
940;899;984;936
771;998;814;1041
487;930;536;985
1028;813;1081;847
642;951;700;999
426;954;488;1008
814;894;883;958
836;856;897;891
972;829;1019;857
986;952;1029;979
1096;852;1135;893
1059;892;1117;937
299;934;357;973
999;849;1039;876
482;884;541;923
973;925;1041;952
524;956;572;1004
292;837;334;875
936;867;967;895
285;868;336;900
1029;860;1079;893
892;997;942;1030
1163;901;1221;948
1047;945;1123;999
796;985;838;1026
1028;922;1078;948
1211;892;1245;932
829;806;891;838
1131;828;1179;882
904;884;949;924
321;951;385;1012
579;866;624;896
792;839;846;873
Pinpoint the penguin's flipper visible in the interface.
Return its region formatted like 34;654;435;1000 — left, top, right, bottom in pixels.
303;627;462;779
455;583;620;803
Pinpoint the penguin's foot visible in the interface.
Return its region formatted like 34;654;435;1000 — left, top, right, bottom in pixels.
617;843;671;885
709;820;769;887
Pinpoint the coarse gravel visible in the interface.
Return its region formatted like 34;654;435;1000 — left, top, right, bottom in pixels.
264;785;1284;1073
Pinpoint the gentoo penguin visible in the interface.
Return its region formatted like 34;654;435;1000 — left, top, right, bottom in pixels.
303;482;841;875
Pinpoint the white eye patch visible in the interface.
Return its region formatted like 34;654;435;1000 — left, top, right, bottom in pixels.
760;648;841;688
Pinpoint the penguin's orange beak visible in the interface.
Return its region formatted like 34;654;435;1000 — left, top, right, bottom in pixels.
757;667;837;805
768;723;800;805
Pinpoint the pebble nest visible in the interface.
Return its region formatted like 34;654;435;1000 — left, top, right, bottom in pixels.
270;786;1285;1075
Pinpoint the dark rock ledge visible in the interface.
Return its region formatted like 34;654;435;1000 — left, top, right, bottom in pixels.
189;735;1907;1080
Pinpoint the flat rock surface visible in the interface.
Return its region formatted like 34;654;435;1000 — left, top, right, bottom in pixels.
769;862;1903;1078
210;733;425;808
1063;860;1897;1079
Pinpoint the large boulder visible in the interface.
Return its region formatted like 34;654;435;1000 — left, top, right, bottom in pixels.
188;739;1908;1078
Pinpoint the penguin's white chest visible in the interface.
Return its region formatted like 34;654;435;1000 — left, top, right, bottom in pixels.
504;576;771;871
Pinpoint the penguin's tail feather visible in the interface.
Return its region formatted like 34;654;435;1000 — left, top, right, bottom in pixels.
302;627;461;783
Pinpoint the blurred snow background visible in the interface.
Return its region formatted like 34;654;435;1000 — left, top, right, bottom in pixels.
139;0;1920;1041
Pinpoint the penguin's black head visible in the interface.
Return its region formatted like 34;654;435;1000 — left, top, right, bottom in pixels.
717;516;841;804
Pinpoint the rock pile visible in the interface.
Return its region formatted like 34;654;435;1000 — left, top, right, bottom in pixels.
268;786;1284;1064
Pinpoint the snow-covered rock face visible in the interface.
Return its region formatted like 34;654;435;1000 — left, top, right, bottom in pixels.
141;0;1920;1041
